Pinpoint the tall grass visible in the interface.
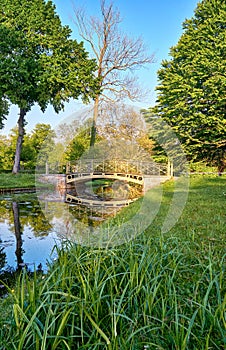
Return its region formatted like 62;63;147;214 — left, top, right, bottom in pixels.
0;176;225;349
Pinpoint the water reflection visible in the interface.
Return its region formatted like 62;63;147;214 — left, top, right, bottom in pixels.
0;181;141;275
0;189;122;273
0;194;57;273
12;201;23;269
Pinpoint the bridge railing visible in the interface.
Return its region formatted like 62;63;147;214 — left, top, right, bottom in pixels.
66;159;169;176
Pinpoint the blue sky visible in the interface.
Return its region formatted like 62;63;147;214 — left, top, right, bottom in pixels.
1;0;199;135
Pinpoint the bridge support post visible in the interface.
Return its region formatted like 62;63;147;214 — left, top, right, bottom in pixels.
45;161;49;175
66;162;70;173
171;162;174;177
167;160;170;176
167;160;174;177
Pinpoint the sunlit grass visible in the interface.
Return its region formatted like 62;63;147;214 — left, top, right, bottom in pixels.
0;173;35;189
0;175;225;349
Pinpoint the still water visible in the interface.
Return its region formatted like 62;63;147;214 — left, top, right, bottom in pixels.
0;193;61;272
0;188;121;273
0;178;144;274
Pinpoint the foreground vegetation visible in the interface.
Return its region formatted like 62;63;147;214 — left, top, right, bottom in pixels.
0;175;225;349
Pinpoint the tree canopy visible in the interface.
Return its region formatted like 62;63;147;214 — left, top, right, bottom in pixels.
0;0;99;172
144;0;226;172
0;123;56;171
0;98;9;129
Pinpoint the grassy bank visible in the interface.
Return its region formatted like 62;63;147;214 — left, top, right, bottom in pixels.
0;176;225;349
0;173;35;189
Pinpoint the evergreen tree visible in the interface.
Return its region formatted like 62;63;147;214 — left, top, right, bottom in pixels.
144;0;226;173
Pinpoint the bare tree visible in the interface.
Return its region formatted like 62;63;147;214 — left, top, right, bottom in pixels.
97;103;145;139
73;0;155;146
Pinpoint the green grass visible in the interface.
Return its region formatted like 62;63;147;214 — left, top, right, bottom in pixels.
0;175;225;349
0;173;36;189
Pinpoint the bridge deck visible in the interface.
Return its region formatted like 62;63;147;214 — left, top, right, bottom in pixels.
66;172;144;185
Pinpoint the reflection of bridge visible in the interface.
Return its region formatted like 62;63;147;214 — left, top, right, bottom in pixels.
65;193;134;207
65;159;172;206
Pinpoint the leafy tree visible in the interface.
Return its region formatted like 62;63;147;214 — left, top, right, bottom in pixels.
0;98;9;129
20;134;36;170
48;142;66;169
0;135;11;170
74;0;154;146
0;127;36;171
0;124;56;171
63;105;154;165
0;0;99;173
30;123;56;164
65;119;103;161
144;0;226;173
0;129;18;171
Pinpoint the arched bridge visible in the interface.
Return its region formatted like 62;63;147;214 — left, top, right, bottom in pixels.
66;171;144;185
65;159;172;193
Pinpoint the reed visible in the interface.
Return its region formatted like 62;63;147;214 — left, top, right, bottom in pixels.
0;175;225;349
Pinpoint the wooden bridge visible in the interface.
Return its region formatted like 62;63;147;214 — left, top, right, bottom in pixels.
65;159;172;206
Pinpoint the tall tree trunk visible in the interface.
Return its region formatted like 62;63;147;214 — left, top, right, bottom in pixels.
90;96;99;147
12;108;26;174
12;201;24;270
218;159;225;176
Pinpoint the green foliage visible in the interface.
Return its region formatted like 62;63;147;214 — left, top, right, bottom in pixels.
0;0;98;114
65;119;103;161
47;142;66;167
0;98;9;129
65;128;90;161
0;176;225;349
0;124;56;171
30;123;56;167
0;135;12;170
0;0;99;172
145;0;226;172
189;161;218;173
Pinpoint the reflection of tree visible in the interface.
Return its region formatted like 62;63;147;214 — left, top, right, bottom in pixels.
1;196;52;236
0;195;53;273
0;246;6;270
0;199;11;222
10;197;52;237
12;201;24;269
21;201;52;237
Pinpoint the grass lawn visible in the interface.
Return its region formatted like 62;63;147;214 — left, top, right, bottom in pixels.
0;175;225;349
0;173;36;189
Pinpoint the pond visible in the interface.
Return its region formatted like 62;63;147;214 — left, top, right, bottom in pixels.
0;177;144;281
0;193;60;273
0;184;129;274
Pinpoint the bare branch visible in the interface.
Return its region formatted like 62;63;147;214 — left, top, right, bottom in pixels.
72;0;154;145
